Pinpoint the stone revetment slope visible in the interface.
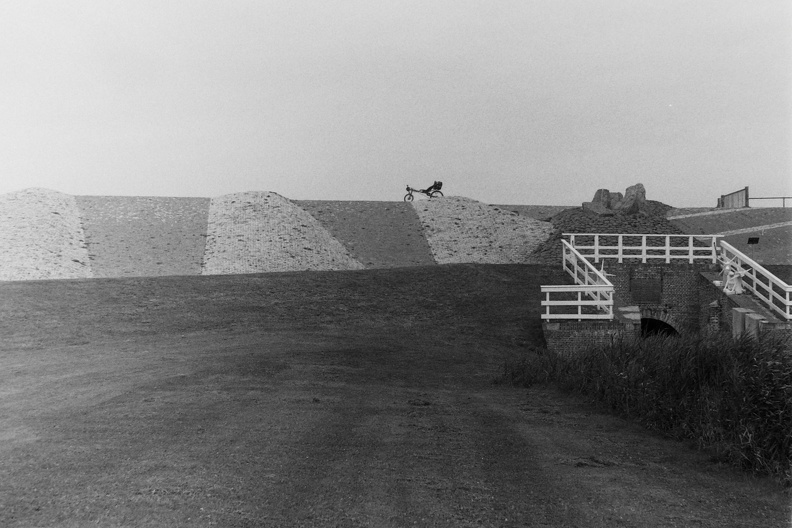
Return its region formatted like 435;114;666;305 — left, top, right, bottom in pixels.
0;188;91;280
201;191;364;274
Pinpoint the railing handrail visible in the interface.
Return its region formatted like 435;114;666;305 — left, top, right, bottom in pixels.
564;233;721;264
541;284;614;291
540;240;615;321
541;232;791;323
719;241;791;291
718;240;791;320
561;239;613;287
563;232;721;238
750;196;791;208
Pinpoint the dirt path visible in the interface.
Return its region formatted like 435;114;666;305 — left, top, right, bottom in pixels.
0;266;787;527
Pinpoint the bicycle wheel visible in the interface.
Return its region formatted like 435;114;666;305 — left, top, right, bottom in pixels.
404;193;414;202
429;191;443;198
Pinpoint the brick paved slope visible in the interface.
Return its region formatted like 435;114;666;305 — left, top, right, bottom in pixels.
0;189;91;280
296;201;436;268
77;196;210;278
202;192;363;274
412;196;554;264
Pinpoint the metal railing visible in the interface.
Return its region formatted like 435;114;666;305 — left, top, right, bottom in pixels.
565;233;721;264
719;241;792;320
750;196;791;208
541;240;614;320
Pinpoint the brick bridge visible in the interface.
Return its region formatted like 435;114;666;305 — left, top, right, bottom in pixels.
540;233;792;355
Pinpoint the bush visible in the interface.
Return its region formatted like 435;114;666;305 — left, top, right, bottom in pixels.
500;332;792;485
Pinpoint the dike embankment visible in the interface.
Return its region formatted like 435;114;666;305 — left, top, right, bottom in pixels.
0;189;557;280
2;188;787;280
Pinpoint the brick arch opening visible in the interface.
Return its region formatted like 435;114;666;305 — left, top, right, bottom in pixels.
640;318;679;338
639;308;682;338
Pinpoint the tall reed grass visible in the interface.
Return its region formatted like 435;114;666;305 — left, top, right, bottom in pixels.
498;333;792;485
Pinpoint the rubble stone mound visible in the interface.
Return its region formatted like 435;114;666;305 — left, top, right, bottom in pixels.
0;188;91;280
201;191;364;274
583;183;647;215
412;196;554;265
530;199;681;265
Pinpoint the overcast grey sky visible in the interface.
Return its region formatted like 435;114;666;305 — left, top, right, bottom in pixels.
1;1;789;206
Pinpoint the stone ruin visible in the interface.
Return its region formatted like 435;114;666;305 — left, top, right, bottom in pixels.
582;183;647;216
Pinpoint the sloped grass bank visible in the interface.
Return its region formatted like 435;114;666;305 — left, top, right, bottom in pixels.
498;333;792;485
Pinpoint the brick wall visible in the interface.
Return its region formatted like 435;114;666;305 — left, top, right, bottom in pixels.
544;262;790;355
543;320;637;357
604;261;715;334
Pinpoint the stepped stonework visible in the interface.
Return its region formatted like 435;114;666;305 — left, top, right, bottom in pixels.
0;188;91;280
412;196;554;264
201;192;364;274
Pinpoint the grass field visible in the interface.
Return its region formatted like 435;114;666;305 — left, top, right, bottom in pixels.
0;266;789;527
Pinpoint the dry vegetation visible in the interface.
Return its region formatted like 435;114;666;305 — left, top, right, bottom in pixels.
499;333;792;486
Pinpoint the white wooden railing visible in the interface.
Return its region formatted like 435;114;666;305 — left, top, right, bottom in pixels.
540;232;791;322
719;241;792;320
541;240;614;320
565;233;721;264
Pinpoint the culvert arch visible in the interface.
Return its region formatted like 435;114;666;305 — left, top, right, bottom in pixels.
640;318;679;338
639;307;682;337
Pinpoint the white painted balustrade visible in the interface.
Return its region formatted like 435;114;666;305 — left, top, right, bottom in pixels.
541;240;614;320
565;233;721;264
540;233;791;323
719;241;792;320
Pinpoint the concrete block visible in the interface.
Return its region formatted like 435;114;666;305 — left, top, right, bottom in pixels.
731;308;753;338
744;312;767;338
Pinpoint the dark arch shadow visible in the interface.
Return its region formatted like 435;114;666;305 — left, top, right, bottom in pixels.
640;318;679;338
